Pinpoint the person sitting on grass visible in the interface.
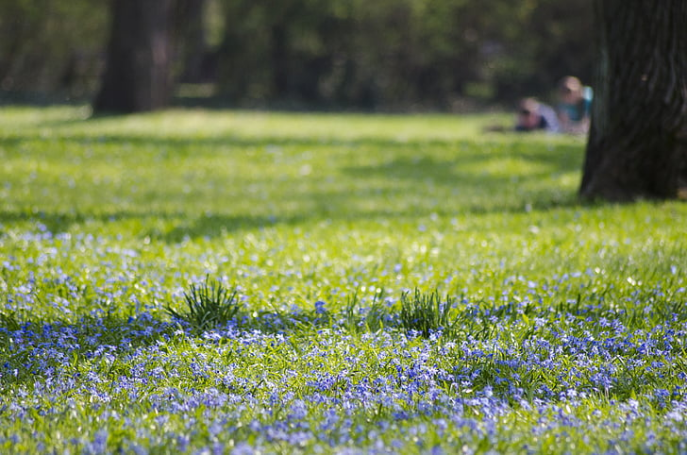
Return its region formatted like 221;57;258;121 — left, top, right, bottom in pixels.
514;97;560;133
557;76;593;134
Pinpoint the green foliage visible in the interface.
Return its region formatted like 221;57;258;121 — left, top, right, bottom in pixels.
216;0;594;108
399;289;456;337
340;290;389;333
0;0;107;97
1;0;594;108
0;310;21;332
166;277;240;331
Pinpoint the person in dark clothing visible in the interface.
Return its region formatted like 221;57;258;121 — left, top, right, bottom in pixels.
515;97;560;133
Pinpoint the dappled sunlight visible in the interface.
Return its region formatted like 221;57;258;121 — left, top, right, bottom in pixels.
0;107;587;227
0;107;684;454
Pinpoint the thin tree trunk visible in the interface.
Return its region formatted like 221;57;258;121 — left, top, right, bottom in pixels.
178;0;207;83
94;0;175;114
271;23;289;98
580;0;686;201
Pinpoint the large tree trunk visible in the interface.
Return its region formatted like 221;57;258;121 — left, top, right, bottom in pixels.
580;1;686;201
93;0;176;114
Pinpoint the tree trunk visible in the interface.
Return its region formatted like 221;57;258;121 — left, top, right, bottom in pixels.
93;0;175;114
271;23;290;99
178;0;207;83
580;0;686;201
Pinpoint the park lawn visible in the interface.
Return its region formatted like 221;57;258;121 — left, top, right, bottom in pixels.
0;106;685;454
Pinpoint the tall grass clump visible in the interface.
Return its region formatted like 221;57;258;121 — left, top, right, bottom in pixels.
340;290;389;333
399;289;456;337
165;277;240;331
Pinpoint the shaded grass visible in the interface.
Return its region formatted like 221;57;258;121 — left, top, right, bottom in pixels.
0;107;582;227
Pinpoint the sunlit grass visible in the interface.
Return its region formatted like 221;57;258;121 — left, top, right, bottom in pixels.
0;106;684;454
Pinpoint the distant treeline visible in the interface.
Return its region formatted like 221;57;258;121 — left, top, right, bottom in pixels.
0;0;594;110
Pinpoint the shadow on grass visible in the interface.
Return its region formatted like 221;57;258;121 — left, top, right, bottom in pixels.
0;305;369;387
0;126;584;173
0;122;589;242
0;209;298;241
0;194;592;244
0;312;174;386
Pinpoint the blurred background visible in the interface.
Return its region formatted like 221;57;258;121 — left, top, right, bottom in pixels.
0;0;594;112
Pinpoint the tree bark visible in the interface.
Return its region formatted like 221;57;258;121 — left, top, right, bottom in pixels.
93;0;176;114
271;23;290;98
178;0;207;83
580;0;686;201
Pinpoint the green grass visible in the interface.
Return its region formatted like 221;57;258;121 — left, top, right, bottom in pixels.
165;276;240;332
0;106;685;454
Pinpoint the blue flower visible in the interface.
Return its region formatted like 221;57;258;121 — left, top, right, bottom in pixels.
315;301;327;315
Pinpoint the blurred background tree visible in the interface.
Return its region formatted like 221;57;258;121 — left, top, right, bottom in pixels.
0;0;594;111
0;0;108;102
94;0;181;114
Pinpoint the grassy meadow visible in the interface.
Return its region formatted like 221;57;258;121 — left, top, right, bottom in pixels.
0;106;685;454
